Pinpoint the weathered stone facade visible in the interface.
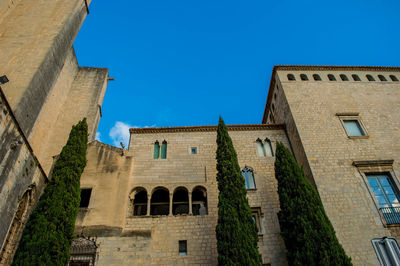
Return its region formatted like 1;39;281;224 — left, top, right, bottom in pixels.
263;66;400;265
76;125;289;265
0;0;108;264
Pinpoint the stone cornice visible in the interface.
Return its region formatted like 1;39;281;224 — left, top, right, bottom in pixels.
273;65;400;72
352;159;394;167
129;124;284;134
261;65;400;123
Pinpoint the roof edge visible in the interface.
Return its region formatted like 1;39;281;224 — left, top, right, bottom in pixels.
273;65;400;71
129;124;284;134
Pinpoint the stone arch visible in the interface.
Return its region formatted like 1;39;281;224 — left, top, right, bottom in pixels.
173;187;189;215
0;185;35;264
192;186;207;216
151;187;170;216
130;187;148;216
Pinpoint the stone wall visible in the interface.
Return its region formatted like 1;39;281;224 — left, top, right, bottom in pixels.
77;125;290;265
0;90;47;264
263;66;400;265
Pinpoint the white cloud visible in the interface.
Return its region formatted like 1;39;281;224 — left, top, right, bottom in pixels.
109;122;156;148
95;132;101;141
109;121;132;147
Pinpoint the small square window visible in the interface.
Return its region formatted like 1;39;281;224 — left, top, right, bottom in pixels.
80;188;92;208
191;147;197;154
179;240;187;255
337;114;368;138
343;120;365;136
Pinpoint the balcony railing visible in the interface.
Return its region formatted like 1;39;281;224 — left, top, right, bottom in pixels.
380;207;400;225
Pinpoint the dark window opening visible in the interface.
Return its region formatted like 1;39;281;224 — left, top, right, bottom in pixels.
300;74;308;81
151;188;169;215
179;240;187;255
287;74;295;81
378;75;387;81
173;188;189;215
313;74;321;81
191;147;197;154
80;189;92;208
340;74;349;81
366;74;375;81
327;74;336;81
352;74;361;81
192;187;207;216
390;75;399;82
133;189;147;216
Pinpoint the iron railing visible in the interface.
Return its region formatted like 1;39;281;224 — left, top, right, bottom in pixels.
380;207;400;225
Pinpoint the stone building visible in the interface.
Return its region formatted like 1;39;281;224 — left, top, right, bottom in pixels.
1;0;400;265
0;0;108;264
74;65;400;265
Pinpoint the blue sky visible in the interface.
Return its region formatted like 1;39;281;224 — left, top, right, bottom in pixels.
74;0;400;147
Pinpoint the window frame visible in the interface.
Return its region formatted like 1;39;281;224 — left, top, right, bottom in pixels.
354;160;400;226
372;237;400;265
241;166;256;190
178;240;187;255
337;113;368;139
251;207;263;237
79;188;92;208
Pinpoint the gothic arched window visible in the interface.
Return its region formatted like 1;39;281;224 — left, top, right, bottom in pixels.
161;140;167;159
264;139;274;157
242;166;256;189
153;141;160;159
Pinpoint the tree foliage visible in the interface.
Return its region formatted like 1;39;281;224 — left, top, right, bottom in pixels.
274;142;352;266
215;117;261;266
12;119;88;266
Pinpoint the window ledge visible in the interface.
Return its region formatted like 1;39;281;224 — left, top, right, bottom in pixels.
348;135;369;139
247;189;257;192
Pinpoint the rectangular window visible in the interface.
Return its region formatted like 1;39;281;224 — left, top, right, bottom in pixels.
367;174;400;224
178;240;187;255
251;208;262;234
343;120;365;136
80;188;92;208
337;113;368;138
372;237;400;265
191;147;197;154
161;141;167;159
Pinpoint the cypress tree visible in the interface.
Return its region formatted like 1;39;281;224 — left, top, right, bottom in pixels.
274;142;352;266
12;119;88;266
215;117;261;266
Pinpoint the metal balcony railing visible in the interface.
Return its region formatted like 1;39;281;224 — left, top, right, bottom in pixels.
380;207;400;225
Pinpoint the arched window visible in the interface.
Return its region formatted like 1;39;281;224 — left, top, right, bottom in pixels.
264;139;274;156
300;74;308;81
192;186;207;216
173;187;189;215
150;187;169;215
378;75;387;81
132;188;147;216
0;187;34;264
153;141;160;159
256;139;265;157
352;74;361;81
161;140;167;159
287;74;295;81
242;166;256;189
327;74;336;81
313;74;321;81
366;74;375;81
390;75;399;82
340;74;349;81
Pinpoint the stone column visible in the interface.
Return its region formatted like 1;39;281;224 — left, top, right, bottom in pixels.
188;192;193;215
146;193;151;216
169;192;173;216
